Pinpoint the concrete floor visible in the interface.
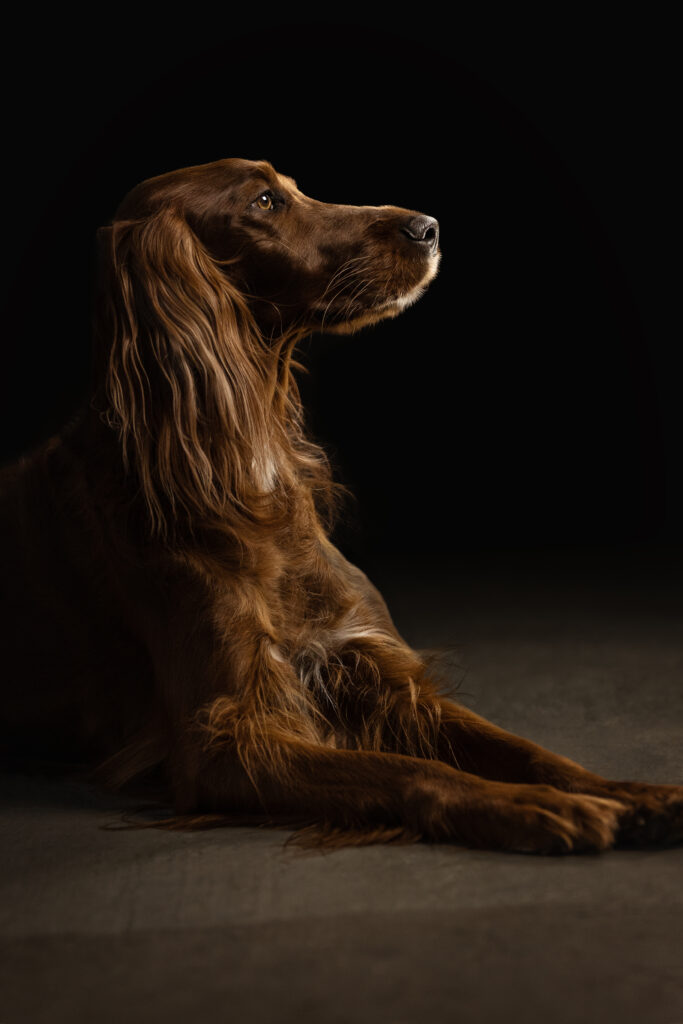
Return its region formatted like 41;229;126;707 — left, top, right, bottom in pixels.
2;551;683;1023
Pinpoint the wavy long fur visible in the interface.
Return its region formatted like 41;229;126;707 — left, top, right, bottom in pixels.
95;207;335;541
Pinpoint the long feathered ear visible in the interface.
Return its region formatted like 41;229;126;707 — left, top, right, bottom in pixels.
93;207;277;537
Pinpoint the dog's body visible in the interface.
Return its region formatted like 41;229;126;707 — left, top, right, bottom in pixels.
1;158;681;851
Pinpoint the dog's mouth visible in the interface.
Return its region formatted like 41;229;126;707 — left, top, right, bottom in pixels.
321;251;440;334
386;253;441;310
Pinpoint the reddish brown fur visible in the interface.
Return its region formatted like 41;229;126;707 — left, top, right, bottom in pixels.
1;158;682;853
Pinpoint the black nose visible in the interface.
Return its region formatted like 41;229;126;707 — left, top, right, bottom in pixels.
401;215;439;252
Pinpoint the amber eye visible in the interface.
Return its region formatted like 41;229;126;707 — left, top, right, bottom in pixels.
255;192;274;210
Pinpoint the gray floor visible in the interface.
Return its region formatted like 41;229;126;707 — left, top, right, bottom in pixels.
2;553;683;1023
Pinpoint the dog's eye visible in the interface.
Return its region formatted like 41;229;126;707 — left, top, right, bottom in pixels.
255;192;274;210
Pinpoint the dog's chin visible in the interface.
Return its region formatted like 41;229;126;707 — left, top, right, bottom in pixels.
323;255;440;336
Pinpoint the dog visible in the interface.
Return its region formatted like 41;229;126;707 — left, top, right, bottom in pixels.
1;157;681;852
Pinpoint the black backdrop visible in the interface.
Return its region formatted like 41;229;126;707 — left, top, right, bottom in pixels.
1;13;678;566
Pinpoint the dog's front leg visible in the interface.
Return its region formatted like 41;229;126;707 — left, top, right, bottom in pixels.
325;579;683;851
190;735;626;854
320;618;683;850
130;574;621;852
436;700;683;846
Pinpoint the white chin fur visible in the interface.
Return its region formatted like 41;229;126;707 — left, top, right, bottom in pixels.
325;252;440;334
386;251;441;312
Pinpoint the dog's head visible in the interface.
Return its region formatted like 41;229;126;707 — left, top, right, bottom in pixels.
113;157;440;337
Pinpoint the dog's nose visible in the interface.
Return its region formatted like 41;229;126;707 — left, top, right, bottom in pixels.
401;215;439;252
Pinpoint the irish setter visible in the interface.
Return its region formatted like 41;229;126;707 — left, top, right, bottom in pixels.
1;158;681;852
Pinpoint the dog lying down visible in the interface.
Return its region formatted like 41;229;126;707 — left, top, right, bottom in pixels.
1;158;681;852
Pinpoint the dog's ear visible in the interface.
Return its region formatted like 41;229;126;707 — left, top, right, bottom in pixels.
93;207;273;538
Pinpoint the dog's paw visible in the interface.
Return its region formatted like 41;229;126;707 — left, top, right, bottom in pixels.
594;781;683;847
455;784;625;855
510;788;625;854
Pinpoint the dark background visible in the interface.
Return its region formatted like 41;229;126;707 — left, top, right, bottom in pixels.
1;12;679;571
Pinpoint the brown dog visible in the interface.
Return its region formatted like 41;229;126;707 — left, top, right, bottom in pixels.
1;158;681;852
